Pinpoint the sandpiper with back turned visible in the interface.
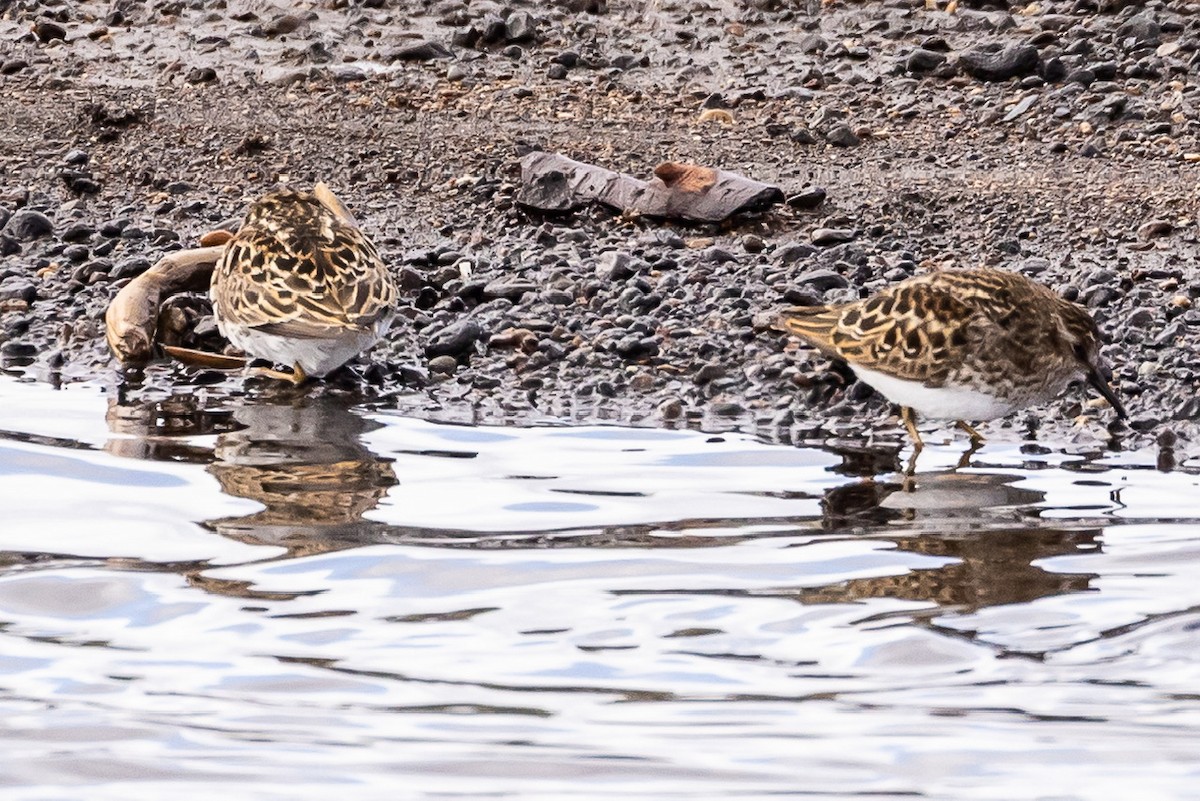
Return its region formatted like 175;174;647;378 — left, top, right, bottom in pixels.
210;183;398;383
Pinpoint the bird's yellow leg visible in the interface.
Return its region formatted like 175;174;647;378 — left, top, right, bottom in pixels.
901;406;924;452
956;420;985;444
289;363;308;385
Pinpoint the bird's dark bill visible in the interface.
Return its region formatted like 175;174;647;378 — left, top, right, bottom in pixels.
1088;368;1128;419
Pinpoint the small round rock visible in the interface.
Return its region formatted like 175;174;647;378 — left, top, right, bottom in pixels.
428;355;458;375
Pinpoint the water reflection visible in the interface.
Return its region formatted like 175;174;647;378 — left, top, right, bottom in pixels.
107;392;398;559
5;376;1200;799
95;389;1100;612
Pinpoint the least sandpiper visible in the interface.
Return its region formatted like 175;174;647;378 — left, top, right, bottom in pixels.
210;183;397;382
777;267;1127;447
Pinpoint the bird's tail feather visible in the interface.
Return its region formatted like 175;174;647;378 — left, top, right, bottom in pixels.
775;306;844;359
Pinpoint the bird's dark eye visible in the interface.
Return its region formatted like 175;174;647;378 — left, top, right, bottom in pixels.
1073;342;1090;364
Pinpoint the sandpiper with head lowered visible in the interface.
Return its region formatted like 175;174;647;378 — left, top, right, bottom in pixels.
777;267;1127;449
209;183;398;383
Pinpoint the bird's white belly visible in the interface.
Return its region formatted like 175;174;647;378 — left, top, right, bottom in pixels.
216;319;390;377
851;365;1017;421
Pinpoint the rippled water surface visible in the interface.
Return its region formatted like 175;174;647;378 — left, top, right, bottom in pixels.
1;375;1198;800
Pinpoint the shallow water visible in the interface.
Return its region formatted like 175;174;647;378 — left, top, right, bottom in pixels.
1;374;1198;800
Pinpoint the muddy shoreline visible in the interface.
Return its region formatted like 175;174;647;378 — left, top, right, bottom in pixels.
1;0;1197;459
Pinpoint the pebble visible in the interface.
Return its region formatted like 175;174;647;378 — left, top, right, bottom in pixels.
1117;14;1161;48
905;48;947;73
786;187;827;210
1138;220;1173;239
259;14;304;37
392;40;453;61
424;319;484;358
2;210;54;242
483;280;538;301
694;362;726;385
597;251;638;281
33;21;67;43
0;278;37;304
185;67;217;84
810;228;856;246
795;269;850;291
825;125;860;148
959;43;1040;82
657;398;683;420
428;355;458;374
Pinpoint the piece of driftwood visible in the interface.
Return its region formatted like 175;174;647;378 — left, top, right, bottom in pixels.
516;151;784;222
161;344;249;369
105;245;224;366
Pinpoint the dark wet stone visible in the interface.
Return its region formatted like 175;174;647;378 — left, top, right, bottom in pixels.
33;20;67;43
614;335;659;359
63;149;89;165
63;244;89;263
0;278;37;304
0;341;37;359
1066;67;1095;86
259;14;304;37
742;234;765;253
391;40;453;61
542;289;573;305
0;236;19;256
505;10;537;43
694;362;725;385
1138;220;1172;239
787;187;827;210
553;50;580;69
61;223;94;242
1090;61;1118;81
425;318;485;358
702;247;738;265
597;251;638;281
428;355;458;374
795;269;849;291
782;287;822;305
711;401;746;417
1117;14;1161;48
60;169;101;194
1126;308;1155;329
905;48;947;73
112;257;151;280
2;210;54;242
775;242;818;265
960;43;1040;82
185;67;217;84
0;59;28;75
483;280;538;301
810;228;855;246
791;128;818;145
333;66;367;83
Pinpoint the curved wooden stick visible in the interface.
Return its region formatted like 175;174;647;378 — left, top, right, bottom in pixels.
105;245;225;366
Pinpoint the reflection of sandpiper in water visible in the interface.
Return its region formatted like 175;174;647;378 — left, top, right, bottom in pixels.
816;470;1099;610
204;398;398;554
106;391;397;557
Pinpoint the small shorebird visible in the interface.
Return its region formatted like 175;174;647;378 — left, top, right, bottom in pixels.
777;267;1127;449
210;183;397;382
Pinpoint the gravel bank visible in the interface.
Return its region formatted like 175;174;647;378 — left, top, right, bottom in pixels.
1;0;1198;458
